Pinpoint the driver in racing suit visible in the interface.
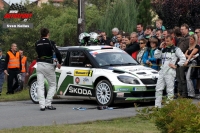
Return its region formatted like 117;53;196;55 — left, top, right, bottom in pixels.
154;35;186;108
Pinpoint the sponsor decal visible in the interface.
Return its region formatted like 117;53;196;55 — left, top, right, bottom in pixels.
133;87;146;91
68;85;92;96
117;92;124;97
74;70;93;77
75;77;80;84
83;77;89;84
118;88;129;92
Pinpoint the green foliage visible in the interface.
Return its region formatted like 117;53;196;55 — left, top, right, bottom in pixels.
98;0;138;37
136;0;153;28
0;3;101;61
137;98;200;133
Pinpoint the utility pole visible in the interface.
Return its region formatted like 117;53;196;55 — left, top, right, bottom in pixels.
77;0;85;44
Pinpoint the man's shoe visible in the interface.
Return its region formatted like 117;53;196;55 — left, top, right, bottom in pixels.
45;106;56;110
40;108;45;111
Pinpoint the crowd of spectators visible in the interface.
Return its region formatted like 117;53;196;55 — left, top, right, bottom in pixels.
95;19;200;99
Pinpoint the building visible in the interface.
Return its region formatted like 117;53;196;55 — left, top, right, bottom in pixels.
32;0;64;7
0;0;9;10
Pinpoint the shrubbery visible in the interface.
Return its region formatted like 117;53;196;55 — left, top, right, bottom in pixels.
137;98;200;133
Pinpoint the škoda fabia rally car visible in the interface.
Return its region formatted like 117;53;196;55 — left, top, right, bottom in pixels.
28;46;159;106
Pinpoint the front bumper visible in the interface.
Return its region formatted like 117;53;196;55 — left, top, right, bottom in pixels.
113;91;156;103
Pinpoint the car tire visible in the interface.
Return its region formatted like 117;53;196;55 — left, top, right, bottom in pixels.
29;79;47;104
95;80;114;106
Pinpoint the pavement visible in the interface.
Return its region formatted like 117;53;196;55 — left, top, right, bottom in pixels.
0;99;199;130
0;100;145;130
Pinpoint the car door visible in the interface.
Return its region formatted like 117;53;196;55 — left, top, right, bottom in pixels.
56;50;95;97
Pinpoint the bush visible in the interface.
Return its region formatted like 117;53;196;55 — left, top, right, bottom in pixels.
137;98;200;133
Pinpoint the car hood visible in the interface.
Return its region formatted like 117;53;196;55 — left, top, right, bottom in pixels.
107;65;158;79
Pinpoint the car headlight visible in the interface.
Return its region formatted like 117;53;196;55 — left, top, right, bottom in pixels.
117;75;140;84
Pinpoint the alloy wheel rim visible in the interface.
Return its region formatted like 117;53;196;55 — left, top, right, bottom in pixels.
96;82;111;105
30;81;38;102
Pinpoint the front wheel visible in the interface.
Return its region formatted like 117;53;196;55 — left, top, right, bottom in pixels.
29;79;47;104
95;80;114;106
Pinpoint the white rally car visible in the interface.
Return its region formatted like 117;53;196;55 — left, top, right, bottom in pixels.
28;46;159;106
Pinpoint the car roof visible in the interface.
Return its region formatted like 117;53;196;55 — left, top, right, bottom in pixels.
57;45;122;51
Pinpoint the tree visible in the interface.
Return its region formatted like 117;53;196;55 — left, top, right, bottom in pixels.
152;0;200;29
137;0;154;28
98;0;138;37
0;3;102;61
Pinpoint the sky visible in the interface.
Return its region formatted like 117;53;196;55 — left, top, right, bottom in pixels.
4;0;36;5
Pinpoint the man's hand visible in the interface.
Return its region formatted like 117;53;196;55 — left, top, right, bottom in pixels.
57;64;61;69
4;70;9;75
160;42;166;49
184;60;189;66
103;35;107;40
146;60;150;64
169;63;177;69
26;72;29;76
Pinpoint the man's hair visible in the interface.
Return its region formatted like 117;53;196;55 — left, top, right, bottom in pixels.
139;38;147;44
165;35;173;40
137;23;143;27
41;28;49;37
149;37;158;44
156;19;163;24
173;27;182;37
112;27;119;33
146;25;153;31
130;32;138;37
181;23;189;30
167;29;174;35
156;29;163;33
125;36;130;40
11;43;17;47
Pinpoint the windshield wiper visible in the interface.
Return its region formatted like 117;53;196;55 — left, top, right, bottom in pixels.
101;63;137;67
122;63;138;65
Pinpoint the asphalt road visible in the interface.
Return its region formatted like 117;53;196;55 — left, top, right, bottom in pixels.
0;99;199;130
0;100;155;130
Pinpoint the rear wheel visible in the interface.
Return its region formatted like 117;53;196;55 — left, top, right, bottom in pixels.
29;79;47;104
95;80;114;106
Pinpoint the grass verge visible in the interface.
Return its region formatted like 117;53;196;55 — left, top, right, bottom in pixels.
0;83;30;102
0;116;159;133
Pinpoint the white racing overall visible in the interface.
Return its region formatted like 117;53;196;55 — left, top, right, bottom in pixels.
37;62;56;108
154;46;186;108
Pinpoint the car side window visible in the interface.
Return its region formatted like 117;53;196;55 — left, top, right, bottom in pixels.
69;51;91;67
59;50;68;66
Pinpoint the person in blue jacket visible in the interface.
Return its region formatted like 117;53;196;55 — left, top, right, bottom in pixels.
142;37;160;70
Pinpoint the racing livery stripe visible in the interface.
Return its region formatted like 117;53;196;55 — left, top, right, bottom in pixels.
56;75;73;95
55;72;61;87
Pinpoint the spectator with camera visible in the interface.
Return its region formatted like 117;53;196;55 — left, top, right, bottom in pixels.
99;31;111;45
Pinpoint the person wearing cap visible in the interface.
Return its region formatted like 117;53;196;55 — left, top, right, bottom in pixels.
4;43;22;94
18;49;29;90
0;48;6;95
35;28;62;111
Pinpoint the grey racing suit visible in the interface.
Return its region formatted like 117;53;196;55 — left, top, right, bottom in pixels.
154;45;186;108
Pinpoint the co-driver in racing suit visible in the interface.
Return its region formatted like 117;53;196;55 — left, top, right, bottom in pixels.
154;35;186;108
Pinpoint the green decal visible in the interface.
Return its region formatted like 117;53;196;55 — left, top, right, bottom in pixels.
56;75;73;95
55;72;61;85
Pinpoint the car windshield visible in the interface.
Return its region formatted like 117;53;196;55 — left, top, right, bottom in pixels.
90;51;138;67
